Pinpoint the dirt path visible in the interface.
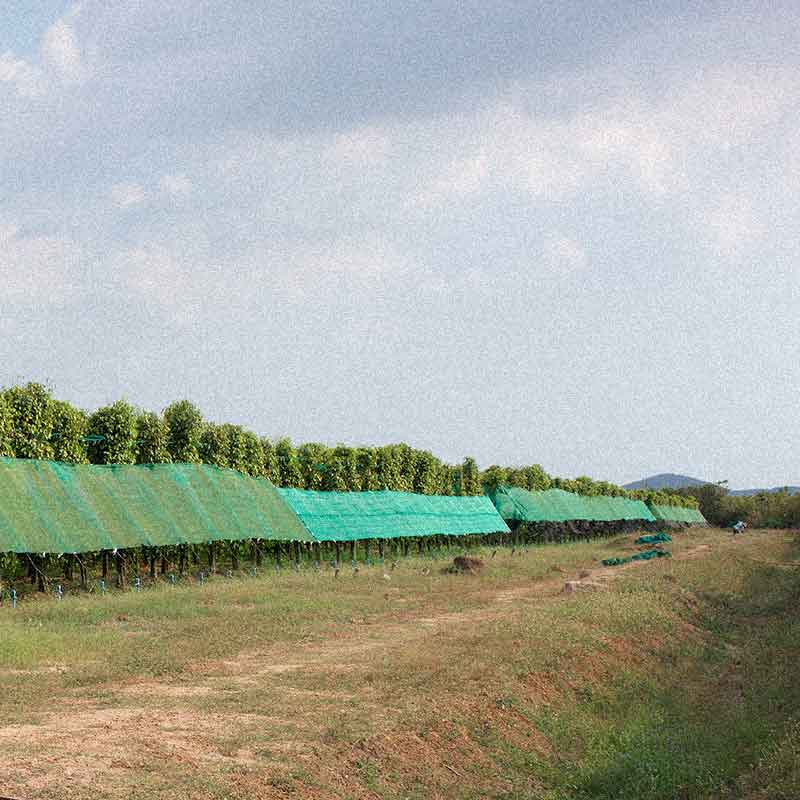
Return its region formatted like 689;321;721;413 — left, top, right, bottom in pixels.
0;540;717;799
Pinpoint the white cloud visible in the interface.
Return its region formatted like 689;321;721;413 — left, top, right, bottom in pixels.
542;235;588;272
0;51;46;97
110;182;146;207
0;224;81;301
705;195;766;258
114;246;202;324
41;18;84;82
326;126;392;168
159;174;193;197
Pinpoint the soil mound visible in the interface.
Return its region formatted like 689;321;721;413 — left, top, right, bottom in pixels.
442;556;485;575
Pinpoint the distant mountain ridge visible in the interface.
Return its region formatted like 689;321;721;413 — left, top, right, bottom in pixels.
623;473;707;491
623;473;799;496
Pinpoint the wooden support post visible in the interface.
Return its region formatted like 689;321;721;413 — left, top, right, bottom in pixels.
161;551;168;574
254;539;263;567
33;555;46;593
403;540;410;557
349;540;356;563
275;541;282;570
102;549;110;581
208;541;216;573
115;550;126;588
294;540;302;569
334;541;342;568
378;538;385;562
79;557;87;590
64;554;74;582
149;549;157;579
231;542;240;572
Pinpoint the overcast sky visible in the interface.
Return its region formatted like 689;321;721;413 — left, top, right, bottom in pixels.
2;1;798;488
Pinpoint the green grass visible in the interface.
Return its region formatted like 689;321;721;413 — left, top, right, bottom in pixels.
1;529;798;799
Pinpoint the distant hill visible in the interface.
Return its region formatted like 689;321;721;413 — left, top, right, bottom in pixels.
624;474;799;496
623;473;707;491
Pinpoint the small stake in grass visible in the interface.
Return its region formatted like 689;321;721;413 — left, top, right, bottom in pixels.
11;589;16;609
99;579;106;595
56;584;63;601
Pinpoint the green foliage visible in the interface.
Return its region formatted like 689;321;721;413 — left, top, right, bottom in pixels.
51;400;88;463
629;488;700;510
0;393;15;457
324;445;359;491
669;483;800;528
88;401;137;464
412;450;440;495
163;400;203;463
2;382;55;459
397;444;416;493
260;439;280;483
481;465;511;492
297;442;331;489
199;423;230;468
275;438;302;487
134;411;171;464
0;384;739;520
221;424;248;473
241;430;265;477
376;445;403;491
356;447;380;491
459;457;482;496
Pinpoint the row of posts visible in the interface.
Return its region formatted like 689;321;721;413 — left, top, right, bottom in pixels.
15;532;502;594
7;522;654;598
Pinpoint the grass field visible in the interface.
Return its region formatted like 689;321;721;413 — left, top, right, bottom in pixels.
1;528;799;799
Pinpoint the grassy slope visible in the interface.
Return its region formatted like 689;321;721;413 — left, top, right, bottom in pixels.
1;528;798;799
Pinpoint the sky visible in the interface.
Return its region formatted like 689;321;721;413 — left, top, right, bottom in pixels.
1;1;798;488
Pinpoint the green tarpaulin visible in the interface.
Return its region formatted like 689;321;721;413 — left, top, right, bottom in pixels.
601;549;672;567
649;504;707;525
635;532;672;545
0;458;311;554
278;488;510;541
490;485;656;523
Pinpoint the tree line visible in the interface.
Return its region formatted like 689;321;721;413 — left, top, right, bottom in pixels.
0;382;695;507
668;483;800;528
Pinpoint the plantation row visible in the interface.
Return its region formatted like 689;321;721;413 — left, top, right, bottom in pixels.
2;520;654;598
0;383;696;508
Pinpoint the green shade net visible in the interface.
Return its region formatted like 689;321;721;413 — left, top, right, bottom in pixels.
490;485;656;523
278;489;510;541
0;458;311;554
649;504;707;524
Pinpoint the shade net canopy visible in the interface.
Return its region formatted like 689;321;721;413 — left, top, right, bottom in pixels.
0;458;311;554
278;489;510;541
490;485;657;523
649;504;707;524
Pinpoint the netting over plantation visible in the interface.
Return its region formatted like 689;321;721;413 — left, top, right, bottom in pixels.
278;489;510;541
649;504;708;525
490;485;657;523
0;459;312;554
